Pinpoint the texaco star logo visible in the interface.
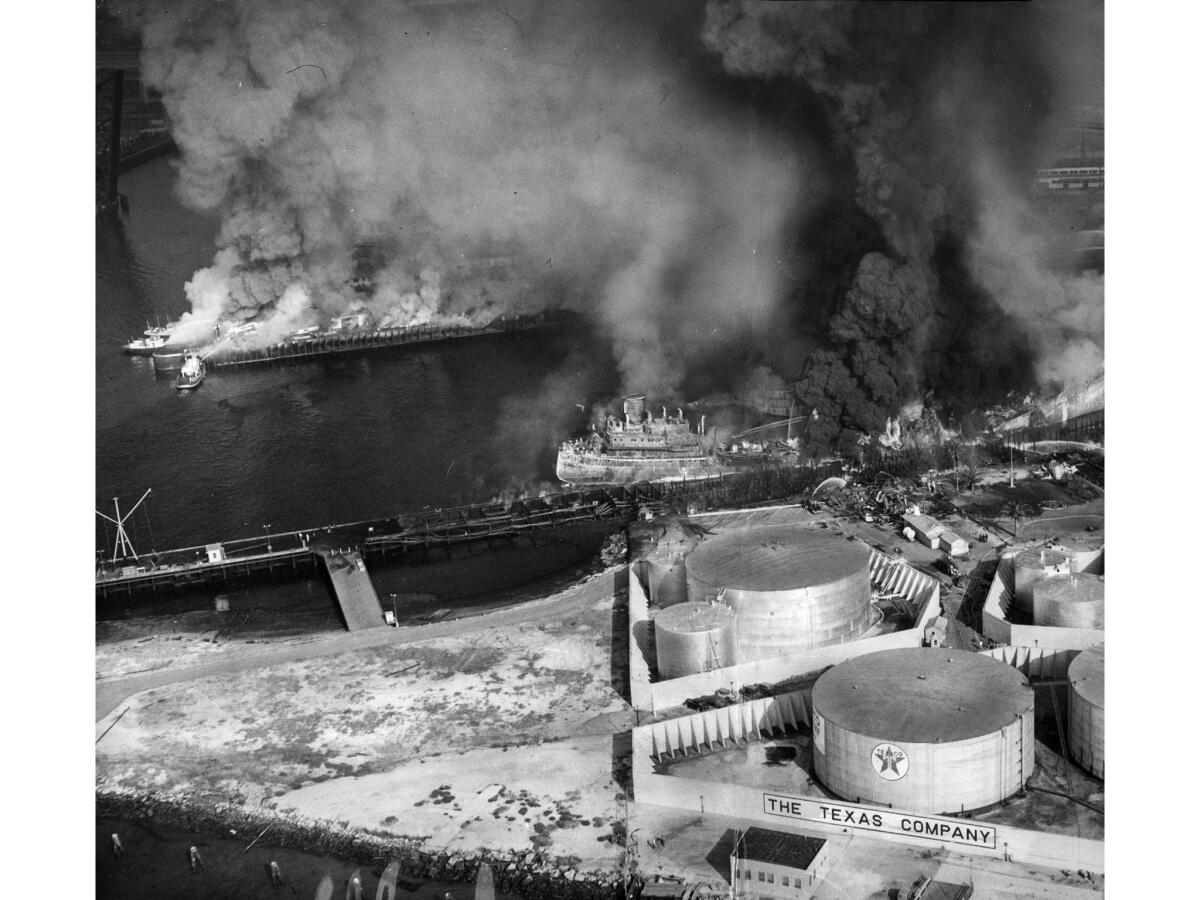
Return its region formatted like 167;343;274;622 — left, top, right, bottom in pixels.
871;743;909;781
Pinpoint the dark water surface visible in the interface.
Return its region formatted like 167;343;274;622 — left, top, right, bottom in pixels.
97;158;619;552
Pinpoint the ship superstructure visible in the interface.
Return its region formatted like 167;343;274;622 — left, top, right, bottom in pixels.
557;394;800;486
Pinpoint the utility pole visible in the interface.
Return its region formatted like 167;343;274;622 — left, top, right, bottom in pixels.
1009;444;1015;489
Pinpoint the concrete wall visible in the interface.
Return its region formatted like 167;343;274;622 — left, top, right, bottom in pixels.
641;690;810;761
982;645;1083;680
631;715;1104;872
629;553;941;714
981;553;1102;651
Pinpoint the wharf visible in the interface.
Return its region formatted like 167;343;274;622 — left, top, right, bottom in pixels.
315;548;386;630
96;462;842;609
152;310;572;372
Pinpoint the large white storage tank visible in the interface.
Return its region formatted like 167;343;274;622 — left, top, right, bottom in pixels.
1012;549;1071;614
1068;643;1105;779
811;648;1035;815
644;543;690;608
1032;574;1104;629
685;526;873;661
653;601;738;679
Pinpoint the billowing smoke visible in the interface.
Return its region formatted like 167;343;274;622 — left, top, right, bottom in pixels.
116;0;806;398
702;0;1104;445
113;0;1103;451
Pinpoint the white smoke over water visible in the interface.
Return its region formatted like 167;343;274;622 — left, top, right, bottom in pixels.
117;0;807;397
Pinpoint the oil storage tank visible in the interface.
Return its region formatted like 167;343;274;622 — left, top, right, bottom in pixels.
811;648;1035;815
1032;574;1104;628
1053;533;1104;575
654;601;737;679
685;526;873;660
1012;549;1071;614
1068;643;1104;779
644;542;693;608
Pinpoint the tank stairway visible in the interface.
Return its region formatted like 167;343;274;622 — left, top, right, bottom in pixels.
316;548;386;631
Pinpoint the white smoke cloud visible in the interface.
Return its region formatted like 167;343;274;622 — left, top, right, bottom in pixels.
118;0;807;396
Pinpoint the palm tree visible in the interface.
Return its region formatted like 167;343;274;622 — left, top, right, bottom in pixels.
1001;500;1036;539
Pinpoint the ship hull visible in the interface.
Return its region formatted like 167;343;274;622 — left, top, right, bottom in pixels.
556;447;776;486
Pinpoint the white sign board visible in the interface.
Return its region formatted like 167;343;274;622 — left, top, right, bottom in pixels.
763;792;997;850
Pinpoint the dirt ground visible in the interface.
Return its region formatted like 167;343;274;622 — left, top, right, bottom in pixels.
97;573;634;845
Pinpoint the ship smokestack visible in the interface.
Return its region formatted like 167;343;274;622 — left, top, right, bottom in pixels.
624;394;646;426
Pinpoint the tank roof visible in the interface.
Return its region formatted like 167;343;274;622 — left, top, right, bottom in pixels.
1069;642;1105;708
655;601;734;633
812;648;1033;743
687;525;868;593
1015;548;1070;567
1034;573;1104;603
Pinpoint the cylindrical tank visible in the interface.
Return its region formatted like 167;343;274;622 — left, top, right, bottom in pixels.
645;544;689;608
1032;574;1104;628
1053;534;1105;575
685;526;872;661
1068;643;1104;779
653;601;737;679
1012;549;1071;613
811;648;1035;815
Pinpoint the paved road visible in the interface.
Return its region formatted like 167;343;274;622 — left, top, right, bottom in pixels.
96;568;625;723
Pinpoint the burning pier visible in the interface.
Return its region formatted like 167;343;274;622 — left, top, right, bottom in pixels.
149;309;572;373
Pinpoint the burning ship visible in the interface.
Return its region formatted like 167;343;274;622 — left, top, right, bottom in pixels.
556;394;811;486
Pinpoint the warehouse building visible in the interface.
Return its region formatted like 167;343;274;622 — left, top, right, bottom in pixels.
901;514;969;557
729;826;830;898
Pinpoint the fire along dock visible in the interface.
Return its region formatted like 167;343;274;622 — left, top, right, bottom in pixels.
96;461;842;624
149;309;572;373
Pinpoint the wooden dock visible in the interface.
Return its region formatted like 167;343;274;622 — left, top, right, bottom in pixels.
96;462;844;609
176;310;572;371
315;548;386;630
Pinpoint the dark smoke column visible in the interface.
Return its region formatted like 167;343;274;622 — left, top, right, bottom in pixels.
702;0;1104;448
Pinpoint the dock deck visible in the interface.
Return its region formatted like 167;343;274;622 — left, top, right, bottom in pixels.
316;548;386;631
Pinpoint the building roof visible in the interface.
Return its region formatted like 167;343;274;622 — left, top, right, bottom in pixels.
902;514;946;537
687;526;868;593
939;530;967;546
734;827;826;870
812;648;1034;743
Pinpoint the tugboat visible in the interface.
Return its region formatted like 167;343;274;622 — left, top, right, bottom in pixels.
122;333;169;355
175;352;206;390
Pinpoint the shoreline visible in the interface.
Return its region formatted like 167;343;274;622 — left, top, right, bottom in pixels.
97;788;627;900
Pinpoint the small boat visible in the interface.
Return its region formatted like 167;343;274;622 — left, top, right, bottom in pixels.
314;874;334;900
474;864;495;900
346;869;364;900
122;333;169;355
175;352;206;390
375;861;400;900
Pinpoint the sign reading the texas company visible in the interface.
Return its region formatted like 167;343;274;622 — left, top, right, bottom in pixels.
762;792;997;850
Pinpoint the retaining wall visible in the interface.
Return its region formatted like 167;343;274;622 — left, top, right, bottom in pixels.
630;701;1103;873
981;552;1103;650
